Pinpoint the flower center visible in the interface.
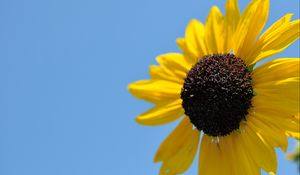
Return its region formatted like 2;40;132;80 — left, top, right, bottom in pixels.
181;54;253;137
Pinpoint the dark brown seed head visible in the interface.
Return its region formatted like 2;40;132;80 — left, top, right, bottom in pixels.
181;54;253;137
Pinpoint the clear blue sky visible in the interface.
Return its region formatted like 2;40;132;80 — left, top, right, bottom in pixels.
0;0;299;175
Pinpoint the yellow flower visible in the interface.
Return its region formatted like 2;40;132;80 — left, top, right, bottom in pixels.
128;0;300;174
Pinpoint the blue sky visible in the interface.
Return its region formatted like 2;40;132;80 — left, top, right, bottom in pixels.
0;0;299;175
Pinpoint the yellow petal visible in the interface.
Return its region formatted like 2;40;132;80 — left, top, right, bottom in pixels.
240;124;277;174
177;19;208;65
176;38;198;62
252;58;300;118
219;136;239;175
234;0;269;61
254;77;300;102
200;133;260;175
252;95;299;117
253;58;300;83
286;131;300;139
185;19;207;59
224;0;240;51
259;13;293;40
149;53;191;84
232;135;260;175
248;114;288;151
128;79;181;104
155;117;200;175
149;65;179;83
247;19;300;65
198;135;232;175
205;6;225;54
156;53;190;77
136;99;184;126
250;108;300;139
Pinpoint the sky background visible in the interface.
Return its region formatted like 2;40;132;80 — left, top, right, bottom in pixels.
0;0;299;175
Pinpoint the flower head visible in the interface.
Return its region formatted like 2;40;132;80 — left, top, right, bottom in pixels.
128;0;300;174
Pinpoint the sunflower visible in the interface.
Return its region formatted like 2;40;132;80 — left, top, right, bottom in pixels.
128;0;300;174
